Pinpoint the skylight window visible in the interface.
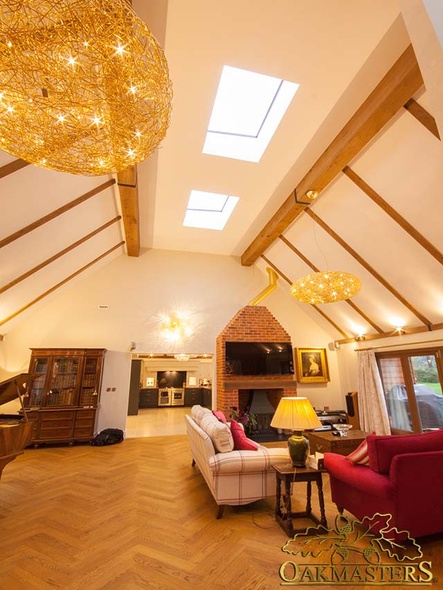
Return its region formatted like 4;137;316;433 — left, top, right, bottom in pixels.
183;190;239;231
203;65;299;162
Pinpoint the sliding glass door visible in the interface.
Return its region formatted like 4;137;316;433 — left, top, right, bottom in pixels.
377;349;443;433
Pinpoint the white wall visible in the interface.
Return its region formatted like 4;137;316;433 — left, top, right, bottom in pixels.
96;351;132;434
0;249;347;423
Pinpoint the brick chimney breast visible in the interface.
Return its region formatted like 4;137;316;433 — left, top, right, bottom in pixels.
216;305;297;415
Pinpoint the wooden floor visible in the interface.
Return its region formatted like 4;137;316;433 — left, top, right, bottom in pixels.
1;436;442;589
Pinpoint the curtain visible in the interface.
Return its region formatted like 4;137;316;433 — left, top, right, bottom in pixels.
358;350;391;435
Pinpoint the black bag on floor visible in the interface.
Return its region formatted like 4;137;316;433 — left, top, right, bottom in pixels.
91;428;124;446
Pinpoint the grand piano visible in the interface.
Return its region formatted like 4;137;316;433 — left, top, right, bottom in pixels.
0;374;35;481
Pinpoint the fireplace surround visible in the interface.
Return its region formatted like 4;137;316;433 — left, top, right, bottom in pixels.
216;306;297;418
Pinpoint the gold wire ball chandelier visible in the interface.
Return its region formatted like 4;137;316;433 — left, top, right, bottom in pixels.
0;0;173;176
290;271;362;304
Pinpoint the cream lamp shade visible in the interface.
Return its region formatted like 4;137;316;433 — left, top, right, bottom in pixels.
270;397;321;467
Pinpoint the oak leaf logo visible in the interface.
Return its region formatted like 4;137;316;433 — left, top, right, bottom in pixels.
282;513;423;564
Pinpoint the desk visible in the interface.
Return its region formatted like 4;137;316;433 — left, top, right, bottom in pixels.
273;464;327;537
307;430;369;456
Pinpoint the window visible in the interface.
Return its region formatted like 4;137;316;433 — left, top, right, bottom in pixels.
183;190;239;230
202;65;299;162
377;348;443;433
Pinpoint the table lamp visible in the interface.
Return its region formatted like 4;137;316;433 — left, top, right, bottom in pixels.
270;397;322;467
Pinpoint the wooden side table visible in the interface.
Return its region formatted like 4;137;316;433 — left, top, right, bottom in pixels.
307;429;369;456
273;464;328;537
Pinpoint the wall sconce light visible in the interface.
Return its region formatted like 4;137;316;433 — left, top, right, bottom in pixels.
160;312;193;342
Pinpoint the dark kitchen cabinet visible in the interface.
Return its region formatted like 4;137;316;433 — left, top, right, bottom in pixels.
184;388;203;407
139;388;159;408
202;388;212;409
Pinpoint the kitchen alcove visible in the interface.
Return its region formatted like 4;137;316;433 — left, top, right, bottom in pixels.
127;353;213;415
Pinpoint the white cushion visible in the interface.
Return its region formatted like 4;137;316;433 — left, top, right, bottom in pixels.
200;412;234;453
191;404;212;426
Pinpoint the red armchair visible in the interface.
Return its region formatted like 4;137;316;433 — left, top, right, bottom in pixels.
324;429;443;538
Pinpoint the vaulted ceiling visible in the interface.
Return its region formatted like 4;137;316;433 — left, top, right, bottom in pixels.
0;0;442;344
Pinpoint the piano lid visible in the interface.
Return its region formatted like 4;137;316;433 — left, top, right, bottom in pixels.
0;373;40;407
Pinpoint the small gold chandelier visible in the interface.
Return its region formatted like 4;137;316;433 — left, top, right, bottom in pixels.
0;0;173;176
290;271;361;304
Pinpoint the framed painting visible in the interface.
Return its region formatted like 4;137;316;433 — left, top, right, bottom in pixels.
295;348;330;383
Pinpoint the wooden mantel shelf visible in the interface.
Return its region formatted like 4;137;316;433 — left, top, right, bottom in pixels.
222;377;296;390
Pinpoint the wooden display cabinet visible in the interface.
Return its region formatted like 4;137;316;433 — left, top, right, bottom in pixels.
24;348;106;445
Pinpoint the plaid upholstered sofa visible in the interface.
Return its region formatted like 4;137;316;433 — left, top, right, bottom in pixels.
185;405;289;518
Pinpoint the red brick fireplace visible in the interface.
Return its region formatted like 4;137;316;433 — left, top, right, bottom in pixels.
216;305;297;417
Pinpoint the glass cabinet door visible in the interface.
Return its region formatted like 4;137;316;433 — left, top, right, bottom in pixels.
79;355;101;407
46;356;80;406
27;357;50;406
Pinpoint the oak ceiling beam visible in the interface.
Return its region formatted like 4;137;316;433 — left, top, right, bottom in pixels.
344;166;443;265
117;165;140;257
403;98;440;140
278;235;383;334
0;179;115;249
261;254;350;339
0;241;125;328
0;158;30;179
241;44;423;266
305;208;432;327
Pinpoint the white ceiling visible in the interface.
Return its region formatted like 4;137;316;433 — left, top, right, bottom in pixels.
1;0;442;344
134;0;407;256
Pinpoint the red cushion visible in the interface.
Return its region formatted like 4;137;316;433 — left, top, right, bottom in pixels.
212;410;227;423
368;429;443;473
230;419;259;451
347;438;369;465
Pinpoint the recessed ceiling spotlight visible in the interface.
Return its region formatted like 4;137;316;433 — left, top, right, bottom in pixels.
306;190;319;200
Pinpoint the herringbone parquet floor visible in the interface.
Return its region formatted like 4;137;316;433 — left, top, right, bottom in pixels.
1;436;442;589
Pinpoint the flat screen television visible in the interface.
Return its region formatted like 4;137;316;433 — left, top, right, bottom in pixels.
157;370;186;388
225;342;294;376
